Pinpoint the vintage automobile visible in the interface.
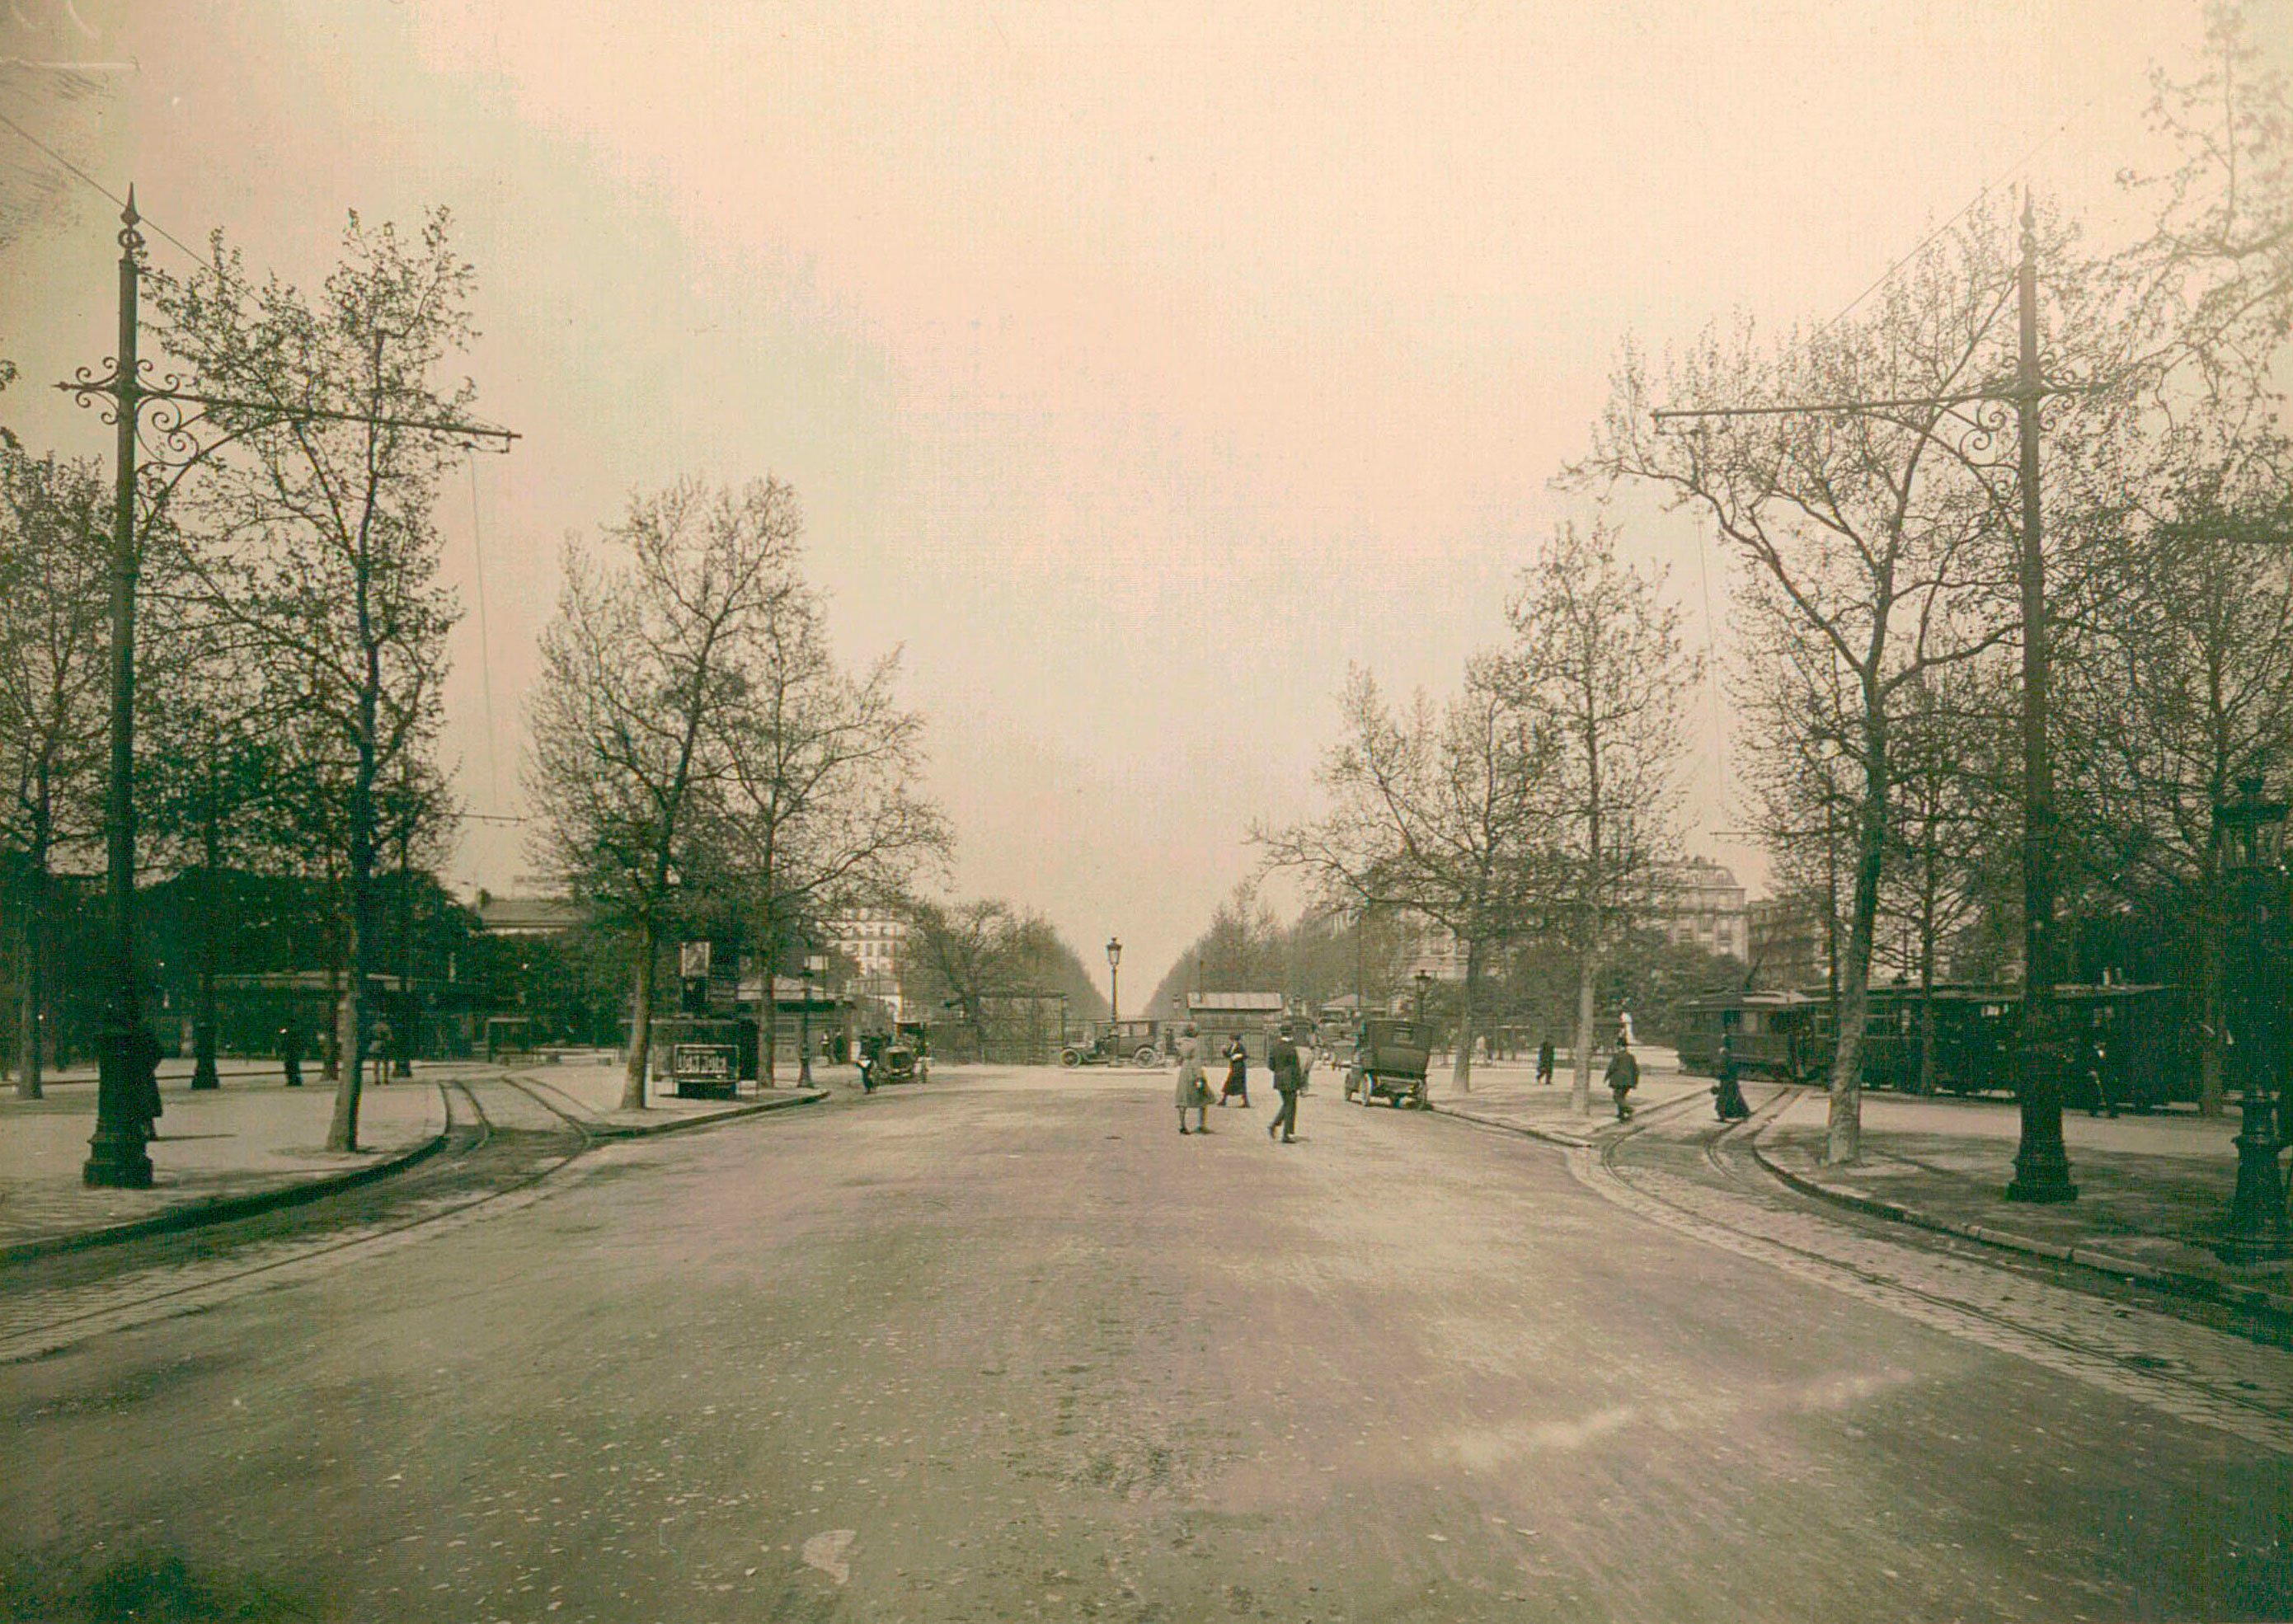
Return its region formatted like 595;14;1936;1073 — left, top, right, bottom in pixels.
1059;1020;1172;1068
858;1023;930;1089
1345;1016;1432;1109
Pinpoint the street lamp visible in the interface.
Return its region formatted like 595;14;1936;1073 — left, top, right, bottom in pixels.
2215;769;2291;1265
1107;936;1121;1030
801;951;826;1086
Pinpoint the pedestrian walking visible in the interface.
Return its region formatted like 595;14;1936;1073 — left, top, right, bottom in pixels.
130;1026;163;1141
1535;1035;1556;1086
1712;1035;1750;1122
1173;1024;1212;1135
1219;1034;1251;1107
280;1022;303;1089
1266;1022;1306;1143
1617;1007;1636;1049
1605;1036;1639;1121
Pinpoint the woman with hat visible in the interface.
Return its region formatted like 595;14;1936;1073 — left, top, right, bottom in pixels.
1173;1023;1213;1134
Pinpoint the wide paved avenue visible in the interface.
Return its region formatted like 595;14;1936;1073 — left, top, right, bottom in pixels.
3;1068;2287;1622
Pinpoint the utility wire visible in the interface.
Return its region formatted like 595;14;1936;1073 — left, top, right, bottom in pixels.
468;458;501;814
1813;96;2099;339
0;107;204;265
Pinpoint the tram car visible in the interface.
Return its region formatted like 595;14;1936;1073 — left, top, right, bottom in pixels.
1679;982;2187;1107
1675;989;1833;1082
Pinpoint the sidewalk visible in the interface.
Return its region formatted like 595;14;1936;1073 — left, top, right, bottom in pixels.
1426;1050;1708;1146
1428;1051;2293;1319
0;1054;827;1263
1755;1088;2293;1317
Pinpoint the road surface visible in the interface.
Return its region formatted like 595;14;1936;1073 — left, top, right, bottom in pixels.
2;1066;2286;1621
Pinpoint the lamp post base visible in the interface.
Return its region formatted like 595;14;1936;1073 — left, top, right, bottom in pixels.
83;1026;157;1189
2216;1110;2291;1265
2007;1037;2079;1204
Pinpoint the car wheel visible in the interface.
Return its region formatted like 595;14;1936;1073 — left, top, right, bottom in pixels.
1135;1045;1161;1068
1060;1049;1082;1068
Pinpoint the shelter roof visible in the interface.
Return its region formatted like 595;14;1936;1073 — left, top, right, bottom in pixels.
1186;991;1285;1012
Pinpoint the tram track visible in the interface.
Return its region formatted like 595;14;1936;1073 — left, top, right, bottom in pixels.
0;1070;602;1365
1556;1080;2293;1453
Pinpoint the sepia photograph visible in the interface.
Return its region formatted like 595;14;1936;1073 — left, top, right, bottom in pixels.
1;2;2290;1618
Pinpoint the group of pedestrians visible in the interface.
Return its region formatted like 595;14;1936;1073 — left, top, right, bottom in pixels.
1172;1021;1312;1143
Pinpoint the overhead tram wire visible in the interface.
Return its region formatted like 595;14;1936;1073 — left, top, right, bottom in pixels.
1811;95;2101;342
0;109;205;266
469;458;502;815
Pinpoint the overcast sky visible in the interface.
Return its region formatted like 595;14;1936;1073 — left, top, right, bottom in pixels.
0;0;2264;1003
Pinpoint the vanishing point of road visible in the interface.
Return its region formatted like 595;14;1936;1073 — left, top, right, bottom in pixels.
2;1066;2287;1622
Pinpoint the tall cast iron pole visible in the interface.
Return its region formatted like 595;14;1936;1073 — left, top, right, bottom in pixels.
84;192;155;1188
2008;192;2077;1202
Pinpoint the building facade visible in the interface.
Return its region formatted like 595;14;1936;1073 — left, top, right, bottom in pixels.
824;907;911;1023
1746;889;1828;991
1646;858;1749;961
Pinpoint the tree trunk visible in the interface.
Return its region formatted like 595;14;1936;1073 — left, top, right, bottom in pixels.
320;883;345;1082
1450;936;1485;1092
623;914;655;1110
1825;728;1891;1166
192;804;220;1090
1916;852;1938;1097
2198;866;2226;1118
1571;911;1598;1115
327;798;375;1152
14;851;43;1101
1917;904;1938;1098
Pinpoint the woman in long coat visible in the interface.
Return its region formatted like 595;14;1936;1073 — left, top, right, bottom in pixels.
1173;1024;1212;1134
1219;1034;1250;1106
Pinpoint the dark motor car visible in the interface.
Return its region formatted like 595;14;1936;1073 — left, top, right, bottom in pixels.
1059;1020;1172;1068
1346;1016;1432;1109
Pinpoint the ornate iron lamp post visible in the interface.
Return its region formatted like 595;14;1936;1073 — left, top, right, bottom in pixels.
1106;936;1121;1030
1653;196;2099;1199
2215;771;2291;1265
63;193;513;1185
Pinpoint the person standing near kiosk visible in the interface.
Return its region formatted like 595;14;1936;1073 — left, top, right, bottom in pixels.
1267;1022;1306;1143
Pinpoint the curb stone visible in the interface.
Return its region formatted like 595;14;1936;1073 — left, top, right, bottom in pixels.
0;1081;456;1268
0;1084;831;1268
1426;1102;1600;1150
1747;1121;2293;1323
585;1087;829;1138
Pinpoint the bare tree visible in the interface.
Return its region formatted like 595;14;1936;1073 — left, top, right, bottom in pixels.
1581;209;2032;1164
148;210;478;1152
2120;0;2293;413
0;444;107;1098
714;580;950;1081
1504;519;1699;1114
525;478;801;1110
1880;663;2013;1093
1257;659;1560;1091
136;586;284;1091
904;899;1094;1060
2058;463;2293;1115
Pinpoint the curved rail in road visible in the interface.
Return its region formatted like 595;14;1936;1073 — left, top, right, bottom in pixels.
0;1070;599;1364
1540;1081;2293;1453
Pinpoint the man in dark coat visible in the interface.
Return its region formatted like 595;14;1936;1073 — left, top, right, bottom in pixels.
1266;1023;1304;1143
1605;1036;1639;1121
1713;1034;1750;1121
281;1023;303;1088
1535;1036;1556;1086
